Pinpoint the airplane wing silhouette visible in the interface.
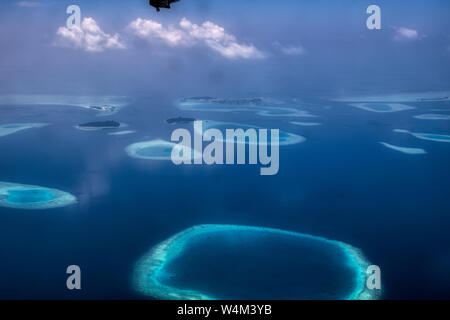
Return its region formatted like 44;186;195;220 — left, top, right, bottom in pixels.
150;0;180;12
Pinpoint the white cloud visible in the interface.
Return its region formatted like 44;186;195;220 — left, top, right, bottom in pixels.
127;18;189;46
274;43;305;56
56;17;125;52
15;1;43;7
394;27;419;40
127;17;266;60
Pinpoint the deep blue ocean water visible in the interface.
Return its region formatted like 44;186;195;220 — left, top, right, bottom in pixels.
160;229;358;300
0;95;450;299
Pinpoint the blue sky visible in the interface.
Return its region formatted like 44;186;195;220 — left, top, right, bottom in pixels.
0;0;449;96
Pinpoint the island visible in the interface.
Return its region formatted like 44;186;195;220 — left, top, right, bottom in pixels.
78;121;121;129
75;120;126;131
88;105;117;113
166;117;197;125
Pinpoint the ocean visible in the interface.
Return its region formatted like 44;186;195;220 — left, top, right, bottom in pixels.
0;93;449;299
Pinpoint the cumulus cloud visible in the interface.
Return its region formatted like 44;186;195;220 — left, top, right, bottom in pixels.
127;18;188;46
56;17;125;52
127;17;266;60
394;27;419;40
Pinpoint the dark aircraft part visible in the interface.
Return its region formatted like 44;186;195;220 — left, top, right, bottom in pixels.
149;0;180;12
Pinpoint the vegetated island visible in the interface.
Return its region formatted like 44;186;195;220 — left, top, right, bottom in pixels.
166;117;197;125
78;120;121;129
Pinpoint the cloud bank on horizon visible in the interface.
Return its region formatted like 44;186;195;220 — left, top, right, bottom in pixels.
21;1;449;64
56;17;126;52
127;17;266;60
55;16;272;59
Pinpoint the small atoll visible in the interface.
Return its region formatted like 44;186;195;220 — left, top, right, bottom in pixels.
394;129;450;143
198;121;306;146
413;114;450;120
332;91;450;102
125;139;202;161
0;123;48;138
0;94;128;116
349;103;415;113
0;181;77;210
108;130;136;136
379;142;426;154
291;121;322;127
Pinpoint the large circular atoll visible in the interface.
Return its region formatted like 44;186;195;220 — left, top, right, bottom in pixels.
134;224;380;300
125;139;202;161
0;181;77;210
197;121;306;146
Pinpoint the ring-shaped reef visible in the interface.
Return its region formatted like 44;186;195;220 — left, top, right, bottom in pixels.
332;91;450;102
125;139;202;161
413;114;450;120
394;129;450;143
134;224;380;300
379;142;426;155
349;103;415;113
108;130;136;136
196;121;306;146
0;181;77;210
291;121;322;127
177;97;316;118
0;123;48;138
0;94;128;116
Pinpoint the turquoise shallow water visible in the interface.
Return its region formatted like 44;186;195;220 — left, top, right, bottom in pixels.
5;189;55;205
0;181;77;210
421;134;450;141
136;146;173;158
199;121;305;146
